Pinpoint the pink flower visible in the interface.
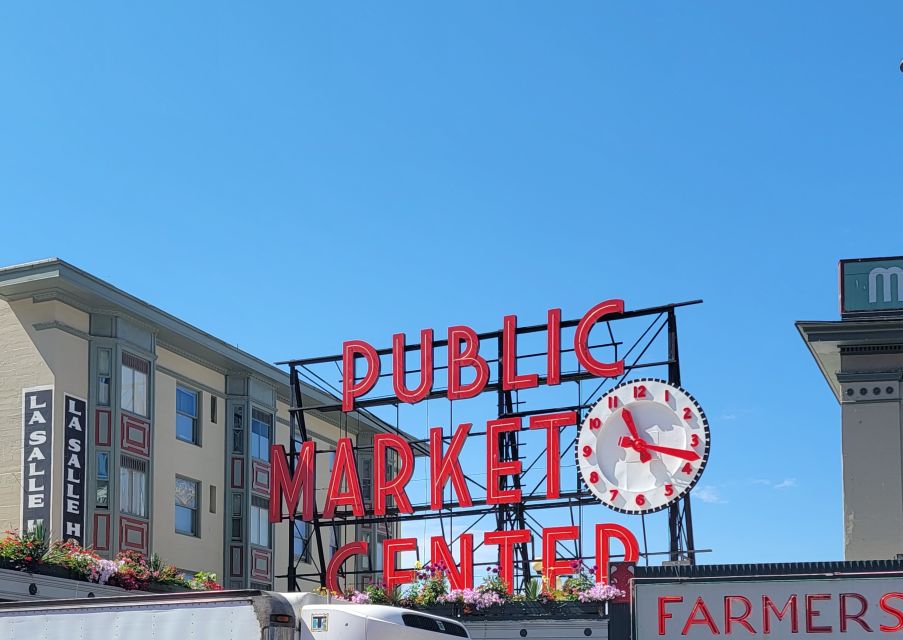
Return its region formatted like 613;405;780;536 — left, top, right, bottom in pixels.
577;583;624;602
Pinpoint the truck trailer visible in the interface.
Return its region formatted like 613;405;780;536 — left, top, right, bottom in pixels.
0;589;470;640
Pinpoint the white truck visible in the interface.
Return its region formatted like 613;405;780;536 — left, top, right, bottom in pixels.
0;589;470;640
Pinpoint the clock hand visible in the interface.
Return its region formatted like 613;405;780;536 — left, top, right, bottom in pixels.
617;435;651;463
619;437;700;462
621;408;642;442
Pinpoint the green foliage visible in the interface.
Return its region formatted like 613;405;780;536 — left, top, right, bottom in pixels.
523;578;541;602
0;525;49;572
189;571;224;590
553;562;597;602
407;562;450;607
0;530;222;591
480;570;510;600
43;540;100;576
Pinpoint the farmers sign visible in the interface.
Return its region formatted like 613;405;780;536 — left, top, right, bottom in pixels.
634;575;903;639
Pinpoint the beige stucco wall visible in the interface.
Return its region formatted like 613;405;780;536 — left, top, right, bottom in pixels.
839;351;903;560
841;395;903;560
152;363;225;577
0;299;88;535
156;347;226;395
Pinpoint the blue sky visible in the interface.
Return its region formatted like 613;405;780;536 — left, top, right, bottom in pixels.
2;2;903;567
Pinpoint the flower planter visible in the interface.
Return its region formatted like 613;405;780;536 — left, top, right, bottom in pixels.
421;600;608;619
145;582;192;594
420;603;460;618
30;563;84;582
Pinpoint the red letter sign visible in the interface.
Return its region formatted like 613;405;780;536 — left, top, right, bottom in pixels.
574;300;625;377
326;541;368;593
392;330;433;404
529;411;576;499
447;326;489;400
502;315;538;391
323;438;365;519
430;424;473;510
484;529;531;594
659;596;683;636
547;308;562;386
383;537;417;589
430;534;474;590
373;434;414;516
595;523;639;584
486;417;522;504
542;526;579;592
269;442;315;524
342;340;381;412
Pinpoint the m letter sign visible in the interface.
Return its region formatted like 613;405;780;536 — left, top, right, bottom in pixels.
841;257;903;318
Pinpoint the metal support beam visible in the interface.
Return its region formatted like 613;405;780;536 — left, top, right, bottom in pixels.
666;309;696;564
288;368;328;589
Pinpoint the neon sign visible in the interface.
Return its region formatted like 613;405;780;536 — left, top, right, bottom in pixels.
269;299;699;591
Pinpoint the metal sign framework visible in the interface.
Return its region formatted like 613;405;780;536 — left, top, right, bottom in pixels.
276;299;702;592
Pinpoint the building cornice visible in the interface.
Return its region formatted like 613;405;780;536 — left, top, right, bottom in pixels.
157;339;230;376
32;320;90;341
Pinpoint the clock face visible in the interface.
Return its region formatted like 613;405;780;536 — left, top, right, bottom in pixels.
576;378;710;515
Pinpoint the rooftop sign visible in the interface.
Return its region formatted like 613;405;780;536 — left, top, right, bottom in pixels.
273;298;704;592
841;257;903;318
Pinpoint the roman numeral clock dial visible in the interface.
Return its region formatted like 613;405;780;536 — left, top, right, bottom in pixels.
577;378;711;515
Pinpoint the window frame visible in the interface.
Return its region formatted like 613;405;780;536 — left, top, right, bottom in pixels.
175;384;201;445
250;409;273;462
95;452;109;509
121;352;150;417
119;455;148;518
250;496;270;548
174;475;201;537
97;348;112;407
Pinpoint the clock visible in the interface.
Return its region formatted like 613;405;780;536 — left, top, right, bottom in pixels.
576;378;710;515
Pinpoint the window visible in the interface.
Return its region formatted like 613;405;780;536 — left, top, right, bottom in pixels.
120;456;147;517
293;520;310;562
121;353;149;416
375;531;385;574
232;405;244;454
360;455;372;505
361;531;372;571
311;614;328;632
175;477;199;536
96;452;109;508
176;386;199;444
97;349;111;406
210;395;218;424
250;496;269;547
251;409;272;461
